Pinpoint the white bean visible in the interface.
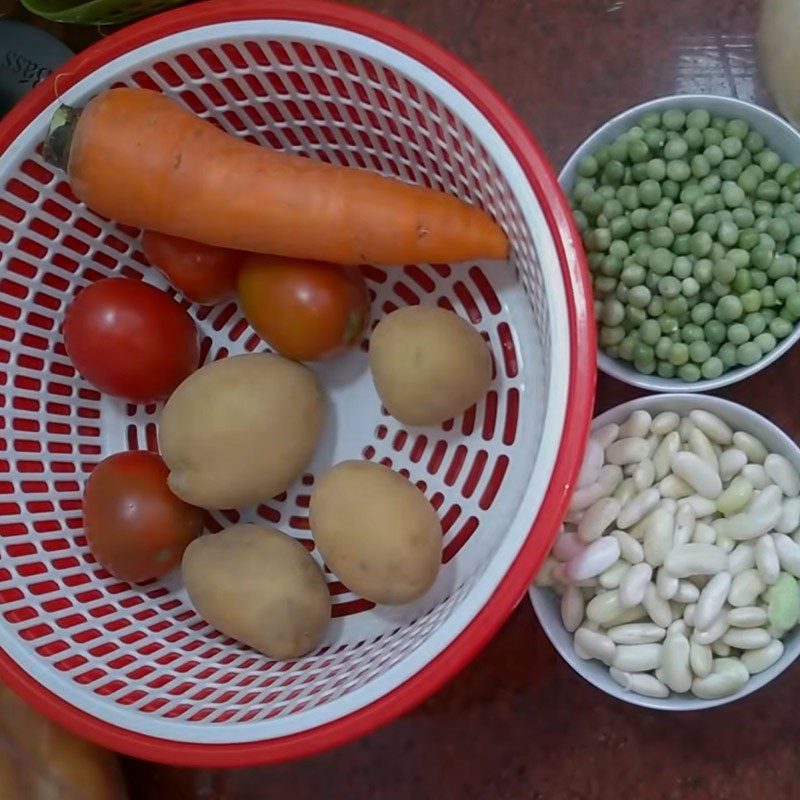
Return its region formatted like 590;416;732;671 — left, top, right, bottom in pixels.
660;633;692;693
602;560;632;589
683;603;697;627
644;582;673;627
664;543;728;578
573;636;590;660
673;503;696;547
618;562;652;608
552;529;584;562
612;529;644;564
586;590;623;625
741;463;771;489
728;569;766;607
678;417;695;442
668;619;689;637
750;484;784;517
609;667;669;698
671;451;722;499
577;437;604;489
633;459;656;491
692;521;717;545
776;498;800;534
659;498;678;515
560;585;584;632
644;508;674;567
694;572;732;630
646;433;662;458
617;487;660;529
727;606;768;628
574;627;616;664
755;534;781;586
651;411;680;436
722;627;772;650
567;536;621;581
659;474;693;500
716;476;753;515
594;422;620;449
773;533;800;578
612;643;662;672
719;448;747;483
606;604;648;627
765;454;800;498
681;495;718;518
733;431;768;464
728;543;756;577
692;658;748;699
577;497;621;543
741;639;784;674
607;622;666;645
606;437;650;466
569;465;623;512
690;641;713;678
689;427;718;471
656;567;679;601
653;432;681;481
716;506;782;543
619;410;652;439
674;581;700;603
613;477;637;506
691;609;729;645
535;557;558;587
689;409;733;445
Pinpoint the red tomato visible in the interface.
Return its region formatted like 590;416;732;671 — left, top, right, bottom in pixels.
236;255;370;361
83;450;204;583
141;230;241;305
63;277;199;403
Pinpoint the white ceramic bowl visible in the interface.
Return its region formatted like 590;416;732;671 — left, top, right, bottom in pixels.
560;94;800;392
530;393;800;710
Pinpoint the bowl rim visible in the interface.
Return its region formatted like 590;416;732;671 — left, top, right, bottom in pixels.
529;392;800;711
560;93;800;393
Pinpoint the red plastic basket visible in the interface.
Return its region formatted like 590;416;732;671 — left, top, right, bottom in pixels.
0;0;594;767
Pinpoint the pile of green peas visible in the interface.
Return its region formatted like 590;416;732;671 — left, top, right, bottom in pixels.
572;107;800;381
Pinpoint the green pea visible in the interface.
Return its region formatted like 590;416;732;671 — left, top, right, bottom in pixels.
668;255;690;279
720;159;743;181
634;243;654;264
776;202;796;219
770;317;793;339
754;200;775;218
653;360;673;378
691;194;716;218
679;183;702;204
594;228;613;252
690;154;710;178
787;214;800;236
639;179;662;207
677;363;701;382
666;341;688;365
725;118;749;139
595;276;617;295
732;207;756;228
635;320;658;348
702;128;723;148
672;233;691;255
633;340;654;362
600;298;624;327
718;135;742;158
690;230;713;257
712;259;736;284
600;255;622;277
744;130;765;153
628;233;647;253
665;206;692;234
573;209;589;233
648;297;665;318
768;217;792;243
664;138;688;160
693;258;714;285
700;356;723;379
665;296;688;317
695;212;718;236
666;160;691;182
659;314;678;335
745;313;767;337
582;192;606;217
621;263;646;286
732;269;752;294
657;197;675;213
711;116;726;132
600;199;622;221
629;208;648;231
710;280;730;299
757;149;781;174
768;253;797;280
610;216;632;239
649;247;675;275
618;335;636;361
785;292;800;320
751;270;768;289
588;252;605;271
736;341;762;366
639;111;661;130
573;179;596;204
627;138;650;164
647;207;669;229
656;275;681;300
682;108;708;130
617;185;639;210
652;336;670;360
681;277;700;298
715;341;735;368
643;158;665;181
757;179;781;201
775;276;797;300
578;156;599;178
680;322;704;344
609;239;630;259
721;182;745;207
716;294;744;322
741;289;763;313
600;325;625;347
737;228;759;251
690;302;713;326
686;339;711;364
626;306;647;328
750;245;774;271
663;179;681;200
726;322;750;346
762;285;779;308
787;235;800;259
629;285;652;308
631;163;649;182
701;144;723;167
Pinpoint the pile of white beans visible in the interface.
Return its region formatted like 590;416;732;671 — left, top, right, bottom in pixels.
537;407;800;700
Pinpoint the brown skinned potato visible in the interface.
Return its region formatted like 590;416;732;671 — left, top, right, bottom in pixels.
310;461;442;604
159;353;324;509
183;524;331;659
368;306;492;426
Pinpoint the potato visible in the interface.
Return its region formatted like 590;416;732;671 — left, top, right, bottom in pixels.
310;461;441;604
368;306;492;426
160;353;324;508
182;524;330;659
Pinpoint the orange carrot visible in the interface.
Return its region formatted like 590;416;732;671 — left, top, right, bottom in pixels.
44;88;508;266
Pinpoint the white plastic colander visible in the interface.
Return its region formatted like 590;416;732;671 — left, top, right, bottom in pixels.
0;0;594;766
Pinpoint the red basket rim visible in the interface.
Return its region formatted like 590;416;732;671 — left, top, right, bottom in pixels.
0;0;595;767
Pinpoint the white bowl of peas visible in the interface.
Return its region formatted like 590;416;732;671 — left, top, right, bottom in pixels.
561;95;800;391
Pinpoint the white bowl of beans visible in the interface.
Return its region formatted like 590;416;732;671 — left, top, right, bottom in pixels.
561;95;800;392
530;393;800;710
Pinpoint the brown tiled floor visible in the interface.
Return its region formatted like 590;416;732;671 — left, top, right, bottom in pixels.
7;0;800;797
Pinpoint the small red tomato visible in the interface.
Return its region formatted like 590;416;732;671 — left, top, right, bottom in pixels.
236;255;370;361
83;450;204;583
141;230;241;305
63;277;199;403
